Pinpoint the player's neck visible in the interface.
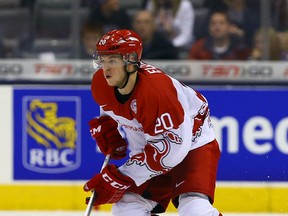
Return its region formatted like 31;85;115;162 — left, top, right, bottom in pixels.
118;72;137;95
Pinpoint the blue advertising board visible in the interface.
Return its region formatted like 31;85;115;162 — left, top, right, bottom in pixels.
202;87;288;181
13;86;127;180
13;86;288;181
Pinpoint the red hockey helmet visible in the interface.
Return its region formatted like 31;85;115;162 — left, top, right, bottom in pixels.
93;29;143;69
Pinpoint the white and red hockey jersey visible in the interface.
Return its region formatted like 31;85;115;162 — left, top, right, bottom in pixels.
91;62;215;186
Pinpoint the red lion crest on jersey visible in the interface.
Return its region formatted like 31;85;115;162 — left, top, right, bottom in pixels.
191;90;210;142
192;102;209;142
126;131;182;177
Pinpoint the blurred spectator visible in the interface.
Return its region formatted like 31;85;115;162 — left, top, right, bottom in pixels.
88;0;132;33
204;0;260;46
79;20;104;59
133;10;178;60
223;0;260;46
249;27;281;61
278;31;288;60
143;0;195;50
188;10;250;60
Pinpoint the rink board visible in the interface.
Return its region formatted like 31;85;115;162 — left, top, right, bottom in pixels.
0;184;287;213
11;86;288;182
0;85;287;212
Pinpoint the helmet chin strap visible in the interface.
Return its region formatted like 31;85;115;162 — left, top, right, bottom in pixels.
118;72;130;89
117;63;139;90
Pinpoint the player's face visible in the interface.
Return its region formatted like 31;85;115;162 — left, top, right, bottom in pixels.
100;55;126;87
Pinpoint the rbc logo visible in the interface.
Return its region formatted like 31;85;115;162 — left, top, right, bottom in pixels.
23;97;81;173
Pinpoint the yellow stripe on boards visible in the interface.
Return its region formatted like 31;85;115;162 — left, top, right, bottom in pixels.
0;185;287;213
0;185;86;210
213;186;288;213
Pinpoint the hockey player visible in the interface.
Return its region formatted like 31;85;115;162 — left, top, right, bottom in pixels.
83;29;222;216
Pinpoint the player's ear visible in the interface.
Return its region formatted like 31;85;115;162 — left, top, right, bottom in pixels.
126;63;138;73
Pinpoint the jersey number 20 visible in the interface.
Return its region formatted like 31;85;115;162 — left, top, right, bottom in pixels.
155;113;174;134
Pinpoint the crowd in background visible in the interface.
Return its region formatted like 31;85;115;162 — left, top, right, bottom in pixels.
0;0;288;61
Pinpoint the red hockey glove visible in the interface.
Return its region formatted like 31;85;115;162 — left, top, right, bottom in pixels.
89;115;128;159
83;164;134;205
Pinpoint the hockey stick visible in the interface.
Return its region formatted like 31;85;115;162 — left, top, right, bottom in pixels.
84;153;111;216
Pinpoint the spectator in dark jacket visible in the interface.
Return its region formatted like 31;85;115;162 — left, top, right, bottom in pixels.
89;0;132;33
188;10;250;60
133;10;178;60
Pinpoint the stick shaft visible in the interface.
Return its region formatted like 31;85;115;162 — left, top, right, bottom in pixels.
83;154;111;216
